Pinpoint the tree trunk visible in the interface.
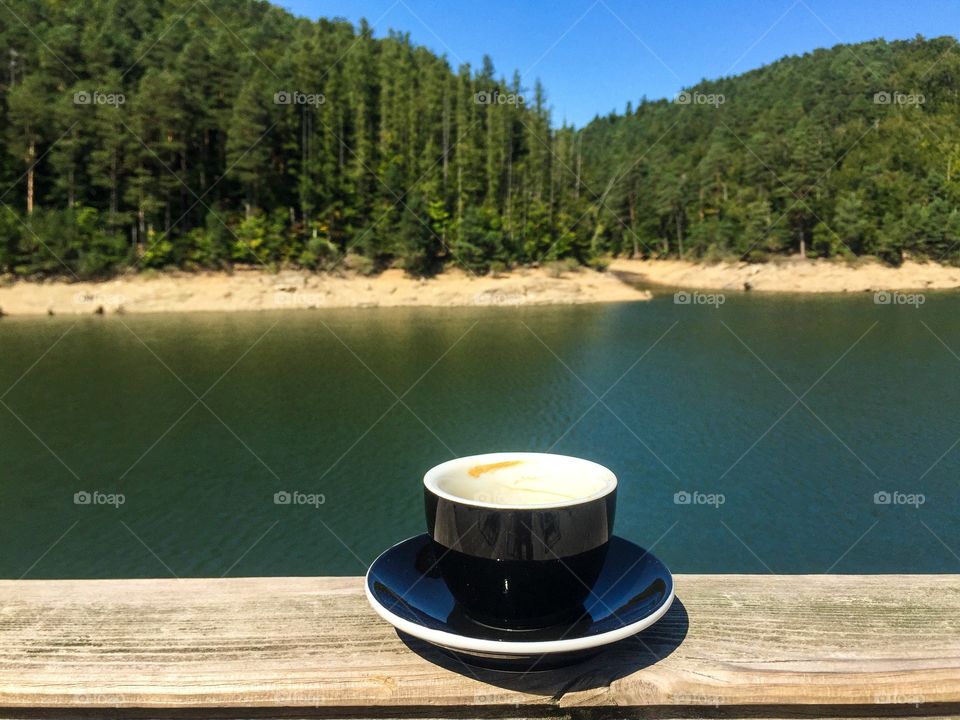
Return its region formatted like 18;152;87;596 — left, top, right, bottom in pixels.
457;165;463;242
201;129;209;191
575;134;582;201
26;140;35;214
301;108;309;239
676;210;684;259
110;153;119;215
548;143;555;210
442;89;449;190
505;146;513;242
180;150;189;231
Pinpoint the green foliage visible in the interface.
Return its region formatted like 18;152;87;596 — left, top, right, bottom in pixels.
450;206;503;273
141;232;176;269
341;252;376;275
581;35;960;265
0;207;22;270
10;206;126;278
231;209;290;263
0;7;957;276
298;235;339;270
0;0;585;277
72;206;128;277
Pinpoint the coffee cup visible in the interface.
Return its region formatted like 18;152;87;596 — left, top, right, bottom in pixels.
423;452;617;629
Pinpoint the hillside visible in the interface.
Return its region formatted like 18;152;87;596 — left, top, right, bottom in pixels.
0;2;957;278
580;36;960;265
0;0;575;277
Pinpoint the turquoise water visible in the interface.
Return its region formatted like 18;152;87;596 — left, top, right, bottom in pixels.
2;292;959;577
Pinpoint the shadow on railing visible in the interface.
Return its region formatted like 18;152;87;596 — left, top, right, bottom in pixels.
400;598;689;696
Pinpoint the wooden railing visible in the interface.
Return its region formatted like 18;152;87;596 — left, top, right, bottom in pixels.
2;575;959;718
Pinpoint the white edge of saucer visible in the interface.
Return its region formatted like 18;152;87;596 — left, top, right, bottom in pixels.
363;546;675;656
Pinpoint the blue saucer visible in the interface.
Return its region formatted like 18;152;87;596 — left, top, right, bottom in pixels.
365;534;674;670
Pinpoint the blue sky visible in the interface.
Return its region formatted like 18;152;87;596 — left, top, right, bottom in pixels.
279;0;959;127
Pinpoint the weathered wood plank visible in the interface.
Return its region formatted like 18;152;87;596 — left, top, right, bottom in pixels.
0;575;958;717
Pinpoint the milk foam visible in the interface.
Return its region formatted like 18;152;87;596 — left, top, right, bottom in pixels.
435;457;612;506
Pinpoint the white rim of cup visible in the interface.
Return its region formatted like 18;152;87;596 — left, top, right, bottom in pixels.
422;451;618;510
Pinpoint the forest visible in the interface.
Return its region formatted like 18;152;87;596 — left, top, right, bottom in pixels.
1;0;958;278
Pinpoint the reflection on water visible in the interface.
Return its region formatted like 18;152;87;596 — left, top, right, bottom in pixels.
2;291;959;577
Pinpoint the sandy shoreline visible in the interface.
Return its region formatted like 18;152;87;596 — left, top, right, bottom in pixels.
2;257;959;316
608;257;960;293
0;266;652;316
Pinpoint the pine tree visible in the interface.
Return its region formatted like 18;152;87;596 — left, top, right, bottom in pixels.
226;73;272;219
5;74;51;214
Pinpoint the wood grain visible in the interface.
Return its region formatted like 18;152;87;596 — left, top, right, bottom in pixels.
0;575;958;718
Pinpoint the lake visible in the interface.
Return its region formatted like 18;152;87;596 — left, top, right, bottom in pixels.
2;291;959;578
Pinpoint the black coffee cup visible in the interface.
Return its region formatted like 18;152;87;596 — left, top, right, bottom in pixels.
423;452;617;629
